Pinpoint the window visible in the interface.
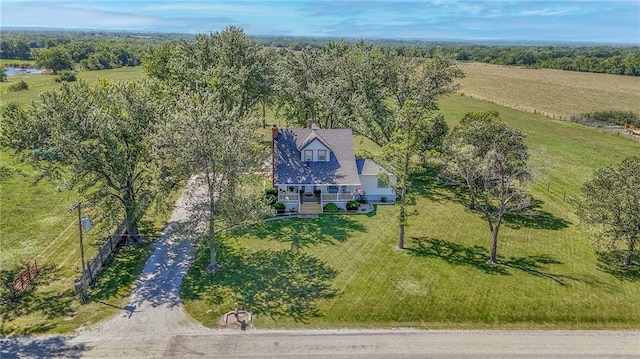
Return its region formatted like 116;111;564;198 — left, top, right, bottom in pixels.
304;150;313;161
318;149;327;161
377;177;388;188
327;186;338;193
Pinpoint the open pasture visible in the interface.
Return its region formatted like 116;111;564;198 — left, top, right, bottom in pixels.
457;62;640;119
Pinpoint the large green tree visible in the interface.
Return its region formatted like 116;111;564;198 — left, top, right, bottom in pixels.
578;156;640;266
444;112;532;264
158;90;272;270
1;79;173;241
376;101;448;249
34;45;73;73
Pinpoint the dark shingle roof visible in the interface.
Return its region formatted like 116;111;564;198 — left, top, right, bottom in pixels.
274;128;361;185
356;158;387;176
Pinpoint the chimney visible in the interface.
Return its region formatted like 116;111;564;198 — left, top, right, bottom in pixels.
271;124;277;188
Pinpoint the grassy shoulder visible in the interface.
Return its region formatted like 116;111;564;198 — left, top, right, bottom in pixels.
182;95;640;330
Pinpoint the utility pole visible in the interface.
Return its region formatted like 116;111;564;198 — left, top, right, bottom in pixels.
69;202;86;276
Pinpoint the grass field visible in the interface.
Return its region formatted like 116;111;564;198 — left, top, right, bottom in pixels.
0;67;144;106
0;149;175;334
457;62;640;119
182;94;640;330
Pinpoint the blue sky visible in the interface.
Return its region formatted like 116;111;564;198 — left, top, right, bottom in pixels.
1;0;639;44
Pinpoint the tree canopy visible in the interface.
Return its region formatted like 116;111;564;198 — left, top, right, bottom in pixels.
578;156;640;266
1;79;174;240
444;112;532;264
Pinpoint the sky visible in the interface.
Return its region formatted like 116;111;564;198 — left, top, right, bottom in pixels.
1;0;639;44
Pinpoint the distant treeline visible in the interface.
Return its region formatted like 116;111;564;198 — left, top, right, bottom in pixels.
255;36;640;76
0;30;194;70
2;30;639;76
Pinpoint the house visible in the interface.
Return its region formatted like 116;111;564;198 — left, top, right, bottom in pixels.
271;123;396;214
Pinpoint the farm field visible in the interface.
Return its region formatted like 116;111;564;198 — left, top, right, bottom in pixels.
182;94;640;330
457;62;640;119
0;67;144;106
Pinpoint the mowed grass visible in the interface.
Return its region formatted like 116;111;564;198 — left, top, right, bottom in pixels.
457;62;640;119
182;94;640;329
0;67;143;106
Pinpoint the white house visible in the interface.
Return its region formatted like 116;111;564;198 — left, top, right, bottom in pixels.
271;124;396;214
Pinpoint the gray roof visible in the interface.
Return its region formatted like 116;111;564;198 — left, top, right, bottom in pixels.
356;158;388;176
274;128;361;185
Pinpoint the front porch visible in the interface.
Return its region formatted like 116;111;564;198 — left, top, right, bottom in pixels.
275;185;360;214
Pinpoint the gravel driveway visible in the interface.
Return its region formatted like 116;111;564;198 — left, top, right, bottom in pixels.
75;179;215;340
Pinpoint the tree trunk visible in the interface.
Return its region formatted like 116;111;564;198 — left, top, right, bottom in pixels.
489;227;499;264
624;236;636;266
398;151;410;250
488;217;503;264
125;216;140;244
124;183;140;243
208;192;218;271
398;201;405;249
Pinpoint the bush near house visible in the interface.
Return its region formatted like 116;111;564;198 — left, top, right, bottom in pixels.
346;200;360;211
323;202;341;212
272;202;286;213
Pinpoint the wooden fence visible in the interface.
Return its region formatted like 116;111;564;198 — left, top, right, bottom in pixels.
10;260;39;299
74;223;127;295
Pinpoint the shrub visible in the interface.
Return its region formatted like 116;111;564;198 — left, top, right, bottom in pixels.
381;196;388;203
7;80;28;92
54;70;77;83
346;200;360;210
323;202;340;212
272;202;285;210
265;188;278;196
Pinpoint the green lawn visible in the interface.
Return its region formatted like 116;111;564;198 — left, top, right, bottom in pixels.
182;94;640;329
0;67;143;106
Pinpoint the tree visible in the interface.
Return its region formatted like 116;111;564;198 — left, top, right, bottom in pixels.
1;80;174;241
578;157;640;266
157;90;272;270
444;113;532;264
34;46;72;73
0;66;7;82
376;101;439;249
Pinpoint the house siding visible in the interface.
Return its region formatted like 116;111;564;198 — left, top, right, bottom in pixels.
359;174;396;202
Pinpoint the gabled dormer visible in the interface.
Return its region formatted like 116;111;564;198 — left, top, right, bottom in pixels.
299;129;332;162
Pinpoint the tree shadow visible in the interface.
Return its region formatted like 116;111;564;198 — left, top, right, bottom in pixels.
183;244;338;323
244;216;366;250
0;336;85;359
0;264;77;335
408;237;582;286
408;237;508;275
410;168;473;205
596;250;640;282
87;242;152;301
503;199;571;230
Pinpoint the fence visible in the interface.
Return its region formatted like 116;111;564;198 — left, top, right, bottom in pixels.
74;223;127;295
10;260;39;300
458;92;567;121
